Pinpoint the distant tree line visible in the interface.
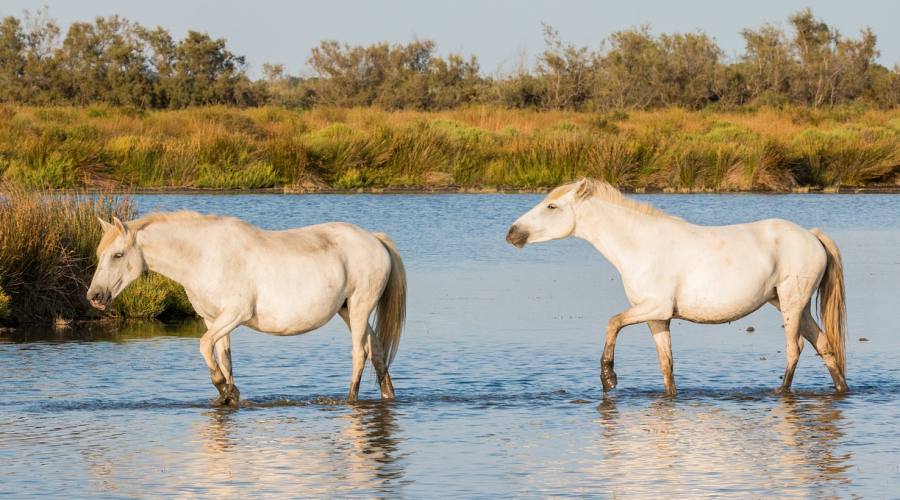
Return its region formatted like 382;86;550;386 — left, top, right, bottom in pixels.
1;8;898;110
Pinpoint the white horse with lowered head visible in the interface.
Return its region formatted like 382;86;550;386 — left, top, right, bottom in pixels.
507;178;847;396
87;212;406;406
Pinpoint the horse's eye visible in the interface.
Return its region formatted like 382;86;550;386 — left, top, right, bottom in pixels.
547;203;558;210
112;252;124;259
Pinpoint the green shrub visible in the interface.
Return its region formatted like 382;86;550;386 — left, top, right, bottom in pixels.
114;272;194;319
195;162;282;189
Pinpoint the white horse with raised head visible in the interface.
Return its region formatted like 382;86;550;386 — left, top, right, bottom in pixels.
507;179;847;395
87;212;406;406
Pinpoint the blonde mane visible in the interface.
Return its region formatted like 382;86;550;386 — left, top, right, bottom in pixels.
96;211;223;256
550;179;677;220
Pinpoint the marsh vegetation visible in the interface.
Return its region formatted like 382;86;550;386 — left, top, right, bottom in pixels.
0;188;192;325
0;105;897;191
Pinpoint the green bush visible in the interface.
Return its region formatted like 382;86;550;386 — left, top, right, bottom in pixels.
114;272;194;319
195;162;282;189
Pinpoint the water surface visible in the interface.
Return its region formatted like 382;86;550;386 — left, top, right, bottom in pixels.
2;194;899;497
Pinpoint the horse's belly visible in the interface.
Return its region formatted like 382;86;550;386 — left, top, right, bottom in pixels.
248;286;344;335
247;305;338;335
674;281;775;324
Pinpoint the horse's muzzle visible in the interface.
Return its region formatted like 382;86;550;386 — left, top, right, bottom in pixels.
87;289;111;311
506;225;529;248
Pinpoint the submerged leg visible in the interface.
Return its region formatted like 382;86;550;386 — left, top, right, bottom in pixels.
339;307;370;402
777;306;805;394
602;300;673;392
200;314;243;407
202;319;227;397
648;320;676;396
366;324;395;399
799;308;848;393
213;334;240;406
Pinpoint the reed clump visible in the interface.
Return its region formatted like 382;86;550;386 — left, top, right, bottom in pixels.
0;105;897;192
0;187;194;325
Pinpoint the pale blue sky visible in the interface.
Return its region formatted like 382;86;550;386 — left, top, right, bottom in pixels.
3;0;898;77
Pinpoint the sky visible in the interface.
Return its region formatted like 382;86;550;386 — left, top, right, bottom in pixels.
3;0;899;77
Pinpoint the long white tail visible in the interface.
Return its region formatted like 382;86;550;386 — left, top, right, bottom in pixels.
373;233;406;369
811;228;847;379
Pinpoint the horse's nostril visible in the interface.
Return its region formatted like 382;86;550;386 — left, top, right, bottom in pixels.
506;226;528;248
87;290;109;309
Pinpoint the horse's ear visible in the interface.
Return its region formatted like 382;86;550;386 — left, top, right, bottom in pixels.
97;217;115;233
575;178;594;200
112;217;135;243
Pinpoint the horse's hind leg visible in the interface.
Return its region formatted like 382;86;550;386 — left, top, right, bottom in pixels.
648;320;676;396
339;306;395;400
366;328;395;399
799;308;848;393
338;306;370;402
776;303;805;394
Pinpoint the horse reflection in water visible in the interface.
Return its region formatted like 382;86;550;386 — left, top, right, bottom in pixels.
184;403;405;496
584;394;850;497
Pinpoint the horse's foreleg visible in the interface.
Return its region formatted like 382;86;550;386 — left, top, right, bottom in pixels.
648;320;676;396
214;334;239;406
777;306;805;394
200;314;243;407
602;300;673;392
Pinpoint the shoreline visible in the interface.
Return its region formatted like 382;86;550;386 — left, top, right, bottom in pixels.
14;184;900;196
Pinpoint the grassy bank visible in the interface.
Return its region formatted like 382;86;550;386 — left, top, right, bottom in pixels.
0;105;898;192
0;188;194;325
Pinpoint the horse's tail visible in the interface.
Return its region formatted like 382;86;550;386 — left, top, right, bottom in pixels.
811;228;847;379
373;233;406;369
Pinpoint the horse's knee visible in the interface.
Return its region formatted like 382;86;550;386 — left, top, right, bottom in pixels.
200;336;216;356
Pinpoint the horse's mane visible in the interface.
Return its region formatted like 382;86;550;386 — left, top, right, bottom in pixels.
97;211;225;255
550;178;677;220
128;210;219;230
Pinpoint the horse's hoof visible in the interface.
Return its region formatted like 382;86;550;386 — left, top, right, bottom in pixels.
601;371;618;391
212;385;240;407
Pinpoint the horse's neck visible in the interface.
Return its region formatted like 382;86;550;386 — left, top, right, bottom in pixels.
572;198;666;273
136;222;207;291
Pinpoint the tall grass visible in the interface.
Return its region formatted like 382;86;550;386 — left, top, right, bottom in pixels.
0;105;897;191
0;187;194;325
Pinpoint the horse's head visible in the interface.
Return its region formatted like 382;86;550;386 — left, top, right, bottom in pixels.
506;179;593;248
86;217;145;310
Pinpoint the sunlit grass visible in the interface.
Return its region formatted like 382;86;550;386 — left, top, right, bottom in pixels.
0;186;194;324
1;105;897;191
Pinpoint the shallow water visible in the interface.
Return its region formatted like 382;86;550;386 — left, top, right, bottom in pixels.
2;194;899;497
